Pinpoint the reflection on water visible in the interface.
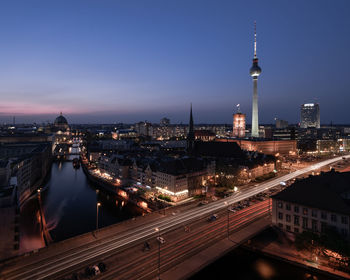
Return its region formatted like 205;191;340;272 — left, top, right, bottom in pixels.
20;160;140;253
19;195;45;253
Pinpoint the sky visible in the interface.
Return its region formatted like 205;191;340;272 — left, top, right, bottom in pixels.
0;0;349;124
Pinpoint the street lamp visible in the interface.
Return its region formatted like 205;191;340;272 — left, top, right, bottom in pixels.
96;202;101;231
154;227;161;280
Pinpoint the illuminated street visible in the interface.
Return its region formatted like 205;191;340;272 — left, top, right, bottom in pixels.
1;154;349;280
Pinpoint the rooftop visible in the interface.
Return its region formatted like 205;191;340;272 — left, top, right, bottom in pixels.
272;170;350;215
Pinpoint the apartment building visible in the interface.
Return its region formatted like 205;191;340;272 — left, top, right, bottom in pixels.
272;170;350;238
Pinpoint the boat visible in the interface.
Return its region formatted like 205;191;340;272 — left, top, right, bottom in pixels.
73;158;80;169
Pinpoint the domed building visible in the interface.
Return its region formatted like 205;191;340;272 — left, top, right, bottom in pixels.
54;112;69;131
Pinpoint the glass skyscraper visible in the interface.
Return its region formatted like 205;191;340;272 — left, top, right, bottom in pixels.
300;103;320;128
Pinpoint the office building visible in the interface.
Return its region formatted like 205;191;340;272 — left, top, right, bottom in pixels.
300;103;320;129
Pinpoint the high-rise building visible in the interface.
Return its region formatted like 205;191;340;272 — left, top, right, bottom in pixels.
275;118;288;129
233;105;246;138
300;103;320;129
250;22;262;138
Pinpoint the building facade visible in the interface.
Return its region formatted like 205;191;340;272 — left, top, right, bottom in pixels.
233;113;246;138
272;171;350;238
300;103;320;129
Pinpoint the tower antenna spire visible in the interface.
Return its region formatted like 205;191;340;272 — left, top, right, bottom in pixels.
254;21;257;58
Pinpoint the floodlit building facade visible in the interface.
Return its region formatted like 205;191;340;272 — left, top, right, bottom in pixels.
233;113;246;138
300;103;320;129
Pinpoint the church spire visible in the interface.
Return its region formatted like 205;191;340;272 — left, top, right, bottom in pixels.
187;103;195;154
189;103;194;133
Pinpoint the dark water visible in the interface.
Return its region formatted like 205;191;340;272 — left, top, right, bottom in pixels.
191;247;339;280
20;158;140;252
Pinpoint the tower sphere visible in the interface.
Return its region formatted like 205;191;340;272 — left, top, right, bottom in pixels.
250;59;261;77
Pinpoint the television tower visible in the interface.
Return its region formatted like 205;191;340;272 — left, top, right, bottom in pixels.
250;21;262;138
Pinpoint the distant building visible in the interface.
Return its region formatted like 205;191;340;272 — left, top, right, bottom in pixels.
194;130;216;142
300;103;320;129
272;127;297;140
272;171;350;238
275;119;288;129
0;160;10;188
135;121;153;137
54;112;69;131
216;138;297;156
233;113;246;138
160;118;170;126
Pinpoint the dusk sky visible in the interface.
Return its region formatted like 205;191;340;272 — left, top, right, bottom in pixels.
0;0;349;124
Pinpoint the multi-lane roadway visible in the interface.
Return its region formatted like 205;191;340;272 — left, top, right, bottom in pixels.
2;154;349;280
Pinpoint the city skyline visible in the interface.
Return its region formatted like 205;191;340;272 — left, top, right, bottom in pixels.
1;1;350;124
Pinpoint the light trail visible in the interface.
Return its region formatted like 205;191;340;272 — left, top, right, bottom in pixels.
2;154;348;280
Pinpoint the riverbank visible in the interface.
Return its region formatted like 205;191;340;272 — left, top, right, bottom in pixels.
191;226;348;280
244;226;350;279
81;161;153;212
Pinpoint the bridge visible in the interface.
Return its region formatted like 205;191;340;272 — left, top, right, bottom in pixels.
1;154;349;280
53;140;82;159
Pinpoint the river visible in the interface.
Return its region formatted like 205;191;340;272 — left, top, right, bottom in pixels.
19;154;141;253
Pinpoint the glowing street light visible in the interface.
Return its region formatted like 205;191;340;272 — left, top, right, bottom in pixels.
96;202;101;231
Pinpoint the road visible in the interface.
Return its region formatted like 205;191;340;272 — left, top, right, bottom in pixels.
97;200;270;280
2;154;349;280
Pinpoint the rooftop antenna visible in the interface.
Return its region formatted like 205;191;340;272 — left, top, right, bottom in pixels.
254;21;257;58
236;104;241;113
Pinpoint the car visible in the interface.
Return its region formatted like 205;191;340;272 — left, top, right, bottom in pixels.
198;200;209;206
92;265;101;275
208;214;218;222
157;237;165;244
228;207;236;213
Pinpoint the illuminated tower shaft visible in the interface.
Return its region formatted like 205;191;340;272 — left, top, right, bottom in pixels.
250;22;261;138
251;78;259;137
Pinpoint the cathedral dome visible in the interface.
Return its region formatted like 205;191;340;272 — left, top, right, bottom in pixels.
54;113;68;125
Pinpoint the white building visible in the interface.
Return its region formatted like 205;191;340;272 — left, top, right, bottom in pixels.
272;170;350;238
